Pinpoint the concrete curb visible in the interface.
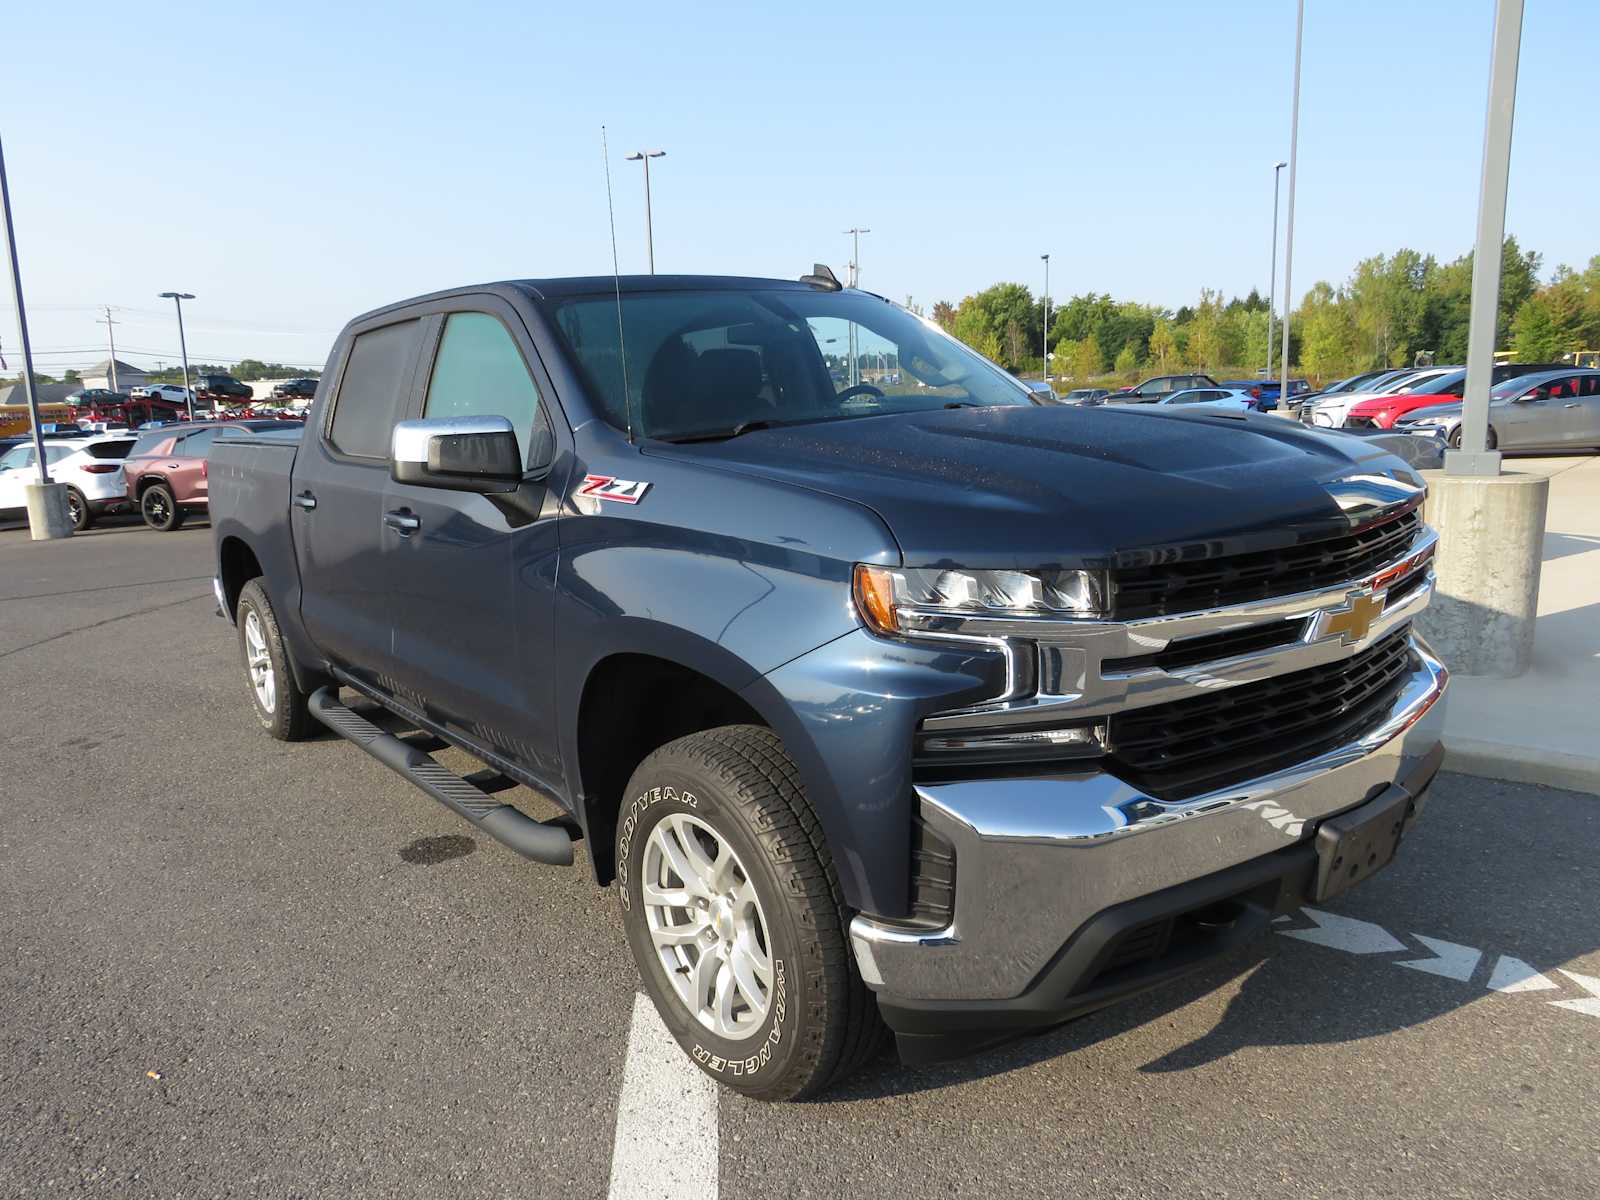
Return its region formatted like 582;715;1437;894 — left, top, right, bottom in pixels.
1443;737;1600;797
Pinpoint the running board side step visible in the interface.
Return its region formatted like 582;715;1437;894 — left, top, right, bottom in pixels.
308;687;575;866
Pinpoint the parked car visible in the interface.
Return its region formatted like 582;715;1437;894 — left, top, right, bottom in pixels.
122;418;300;531
1393;369;1600;451
1108;373;1219;402
131;383;196;405
270;378;319;401
208;273;1447;1102
1156;387;1260;412
1059;388;1112;406
1344;363;1572;429
1021;379;1057;403
1305;369;1456;428
193;373;254;405
0;431;136;530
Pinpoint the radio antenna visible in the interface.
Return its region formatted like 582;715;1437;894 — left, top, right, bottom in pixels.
601;125;635;444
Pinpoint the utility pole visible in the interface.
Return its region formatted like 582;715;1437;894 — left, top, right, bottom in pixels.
97;305;120;392
160;291;196;420
1041;254;1051;381
1278;0;1304;416
1266;161;1287;377
623;150;665;273
843;227;869;389
1;130;71;537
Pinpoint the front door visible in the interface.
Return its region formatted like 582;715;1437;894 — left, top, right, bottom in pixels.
1558;374;1600;446
382;302;566;788
294;314;428;685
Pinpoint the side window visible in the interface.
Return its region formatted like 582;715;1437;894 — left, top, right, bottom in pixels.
44;444;75;465
178;427;220;457
423;312;552;468
329;318;422;459
1583;376;1600;397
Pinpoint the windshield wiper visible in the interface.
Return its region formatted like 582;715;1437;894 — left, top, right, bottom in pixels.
657;419;778;444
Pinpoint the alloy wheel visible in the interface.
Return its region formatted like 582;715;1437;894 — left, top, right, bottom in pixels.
243;610;276;713
642;812;774;1040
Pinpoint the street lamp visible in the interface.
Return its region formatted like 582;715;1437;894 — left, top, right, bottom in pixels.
843;227;870;388
1265;161;1287;378
1041;254;1051;381
623;150;665;273
1278;0;1304;417
159;291;195;420
1;130;70;538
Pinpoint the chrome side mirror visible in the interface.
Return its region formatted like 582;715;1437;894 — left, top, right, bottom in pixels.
390;415;522;494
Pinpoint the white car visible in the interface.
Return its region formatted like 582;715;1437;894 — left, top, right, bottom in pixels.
1305;368;1458;429
1157;387;1260;413
130;383;195;405
0;432;137;531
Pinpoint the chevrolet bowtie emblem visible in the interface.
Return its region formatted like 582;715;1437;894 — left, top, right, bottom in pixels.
1319;591;1385;645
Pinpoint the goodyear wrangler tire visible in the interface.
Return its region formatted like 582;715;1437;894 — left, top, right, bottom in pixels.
616;725;884;1101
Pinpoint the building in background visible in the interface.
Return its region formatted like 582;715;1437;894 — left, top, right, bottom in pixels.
81;358;147;393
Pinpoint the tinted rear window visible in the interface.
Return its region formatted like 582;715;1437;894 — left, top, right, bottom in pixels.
328;320;421;458
87;440;135;460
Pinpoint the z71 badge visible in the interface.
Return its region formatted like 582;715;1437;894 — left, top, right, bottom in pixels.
576;474;651;505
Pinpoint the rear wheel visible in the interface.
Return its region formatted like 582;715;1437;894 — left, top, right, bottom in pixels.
616;726;884;1101
236;579;311;741
65;487;93;532
140;484;185;531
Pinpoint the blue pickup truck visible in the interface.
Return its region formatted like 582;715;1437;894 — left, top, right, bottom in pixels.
209;272;1448;1100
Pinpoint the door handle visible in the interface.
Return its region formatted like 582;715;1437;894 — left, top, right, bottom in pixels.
383;509;421;534
1564;403;1580;409
292;491;317;510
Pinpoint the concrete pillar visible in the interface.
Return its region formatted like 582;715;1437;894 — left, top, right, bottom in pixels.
24;480;72;540
1417;470;1548;677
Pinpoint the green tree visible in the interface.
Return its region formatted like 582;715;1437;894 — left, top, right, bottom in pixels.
1069;334;1103;379
1511;299;1561;361
62;368;81;384
931;300;955;330
1149;318;1177;371
1113;344;1138;377
1298;281;1359;378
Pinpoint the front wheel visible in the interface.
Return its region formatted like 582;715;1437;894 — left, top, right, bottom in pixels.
1447;424;1497;450
616;726;883;1101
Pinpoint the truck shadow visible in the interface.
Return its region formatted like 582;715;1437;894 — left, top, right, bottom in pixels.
832;773;1600;1101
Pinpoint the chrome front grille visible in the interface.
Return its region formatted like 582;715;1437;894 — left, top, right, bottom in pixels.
1111;508;1422;619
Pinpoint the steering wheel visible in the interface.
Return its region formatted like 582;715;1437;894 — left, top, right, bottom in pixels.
835;383;886;402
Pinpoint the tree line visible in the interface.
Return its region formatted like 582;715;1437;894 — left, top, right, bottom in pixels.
931;236;1600;382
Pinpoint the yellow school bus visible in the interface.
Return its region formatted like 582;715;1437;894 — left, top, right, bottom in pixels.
0;402;76;438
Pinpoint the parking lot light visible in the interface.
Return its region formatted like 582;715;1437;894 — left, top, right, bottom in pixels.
1278;0;1304;419
159;291;196;421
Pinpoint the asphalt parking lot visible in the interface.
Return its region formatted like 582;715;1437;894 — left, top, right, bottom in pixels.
3;520;1597;1199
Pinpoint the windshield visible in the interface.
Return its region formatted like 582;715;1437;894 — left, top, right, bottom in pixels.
546;288;1032;441
1406;370;1465;396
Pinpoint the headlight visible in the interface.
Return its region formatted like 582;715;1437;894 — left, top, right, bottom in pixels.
853;563;1106;635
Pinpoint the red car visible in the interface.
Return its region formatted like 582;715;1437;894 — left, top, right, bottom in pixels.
121;419;298;531
1345;371;1467;429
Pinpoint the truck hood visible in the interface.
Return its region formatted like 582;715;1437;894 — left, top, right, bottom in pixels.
646;405;1422;569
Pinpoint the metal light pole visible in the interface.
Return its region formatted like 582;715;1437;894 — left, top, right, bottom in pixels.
160;292;195;420
1278;0;1304;416
623;150;665;273
1265;161;1287;377
1450;0;1524;478
843;227;869;388
1;132;70;537
1041;253;1051;380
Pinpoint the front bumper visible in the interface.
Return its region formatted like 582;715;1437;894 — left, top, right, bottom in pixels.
850;633;1447;1048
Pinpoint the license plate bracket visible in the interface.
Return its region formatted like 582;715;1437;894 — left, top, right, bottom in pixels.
1313;785;1412;903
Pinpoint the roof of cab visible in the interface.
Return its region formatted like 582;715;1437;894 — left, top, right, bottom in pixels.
345;274;820;328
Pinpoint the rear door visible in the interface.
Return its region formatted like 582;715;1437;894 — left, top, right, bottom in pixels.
293;314;428;684
1561;374;1600;446
381;298;567;786
168;426;221;503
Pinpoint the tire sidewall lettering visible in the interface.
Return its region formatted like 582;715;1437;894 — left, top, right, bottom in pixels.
616;784;695;913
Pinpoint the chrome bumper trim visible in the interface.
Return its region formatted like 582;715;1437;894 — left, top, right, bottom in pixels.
850;634;1448;1002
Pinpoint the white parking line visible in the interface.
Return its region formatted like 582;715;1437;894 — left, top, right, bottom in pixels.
608;992;719;1200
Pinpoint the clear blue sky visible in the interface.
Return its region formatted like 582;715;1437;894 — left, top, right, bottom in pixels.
3;0;1595;374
